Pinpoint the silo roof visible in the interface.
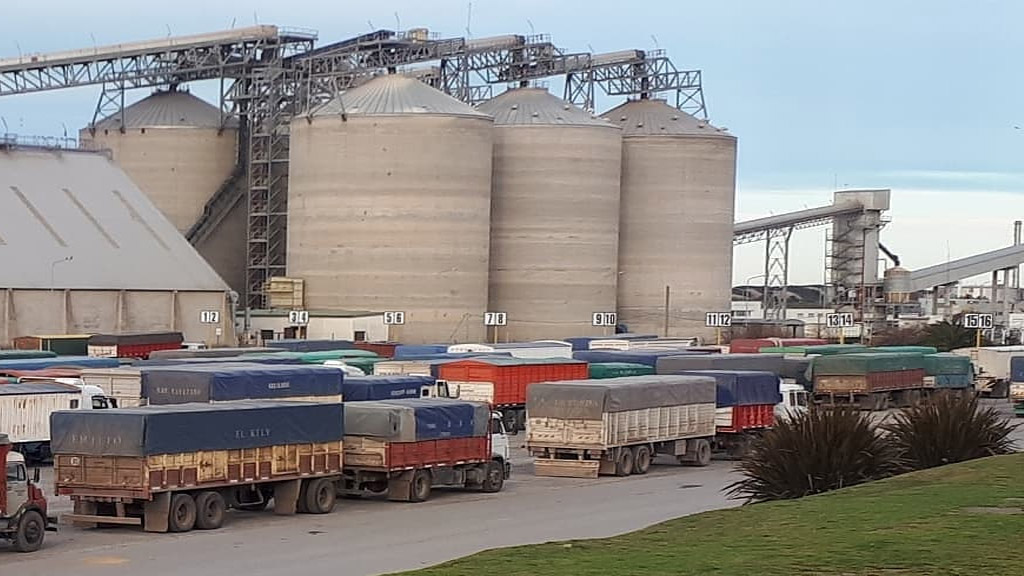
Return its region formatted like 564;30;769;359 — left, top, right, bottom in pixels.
93;90;231;130
0;148;228;292
476;88;616;128
601;99;734;138
313;74;489;118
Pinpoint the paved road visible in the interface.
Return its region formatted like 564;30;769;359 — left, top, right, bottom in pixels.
3;453;741;576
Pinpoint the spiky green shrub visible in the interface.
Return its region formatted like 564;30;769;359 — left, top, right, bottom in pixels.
884;393;1017;471
727;406;897;503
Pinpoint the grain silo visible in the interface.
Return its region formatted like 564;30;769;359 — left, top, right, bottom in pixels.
601;99;737;339
477;88;622;340
79;88;237;235
288;74;494;344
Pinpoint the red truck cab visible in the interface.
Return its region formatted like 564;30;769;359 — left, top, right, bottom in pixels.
1;433;58;552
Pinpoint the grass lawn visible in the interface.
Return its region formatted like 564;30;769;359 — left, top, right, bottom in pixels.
395;454;1024;576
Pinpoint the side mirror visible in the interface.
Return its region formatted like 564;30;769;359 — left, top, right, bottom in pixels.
33;467;40;483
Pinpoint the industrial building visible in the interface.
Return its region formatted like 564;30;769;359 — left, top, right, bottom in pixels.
0;145;235;346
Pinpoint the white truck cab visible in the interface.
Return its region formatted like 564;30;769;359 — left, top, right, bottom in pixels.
2;434;57;552
776;380;810;421
16;378;117;409
322;360;367;377
490;411;512;479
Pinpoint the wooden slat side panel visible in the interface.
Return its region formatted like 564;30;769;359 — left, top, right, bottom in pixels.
528;404;715;451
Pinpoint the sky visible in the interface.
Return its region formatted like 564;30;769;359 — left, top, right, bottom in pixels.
3;1;1023;285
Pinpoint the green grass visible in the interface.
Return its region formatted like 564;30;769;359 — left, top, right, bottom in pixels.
395;454;1024;576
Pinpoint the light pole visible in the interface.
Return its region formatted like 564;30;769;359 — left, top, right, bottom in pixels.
743;274;767;319
50;255;73;290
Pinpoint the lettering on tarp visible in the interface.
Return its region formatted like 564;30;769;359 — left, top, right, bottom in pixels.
235;428;272;440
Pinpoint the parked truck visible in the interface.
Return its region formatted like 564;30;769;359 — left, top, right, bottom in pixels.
437;357;589;433
342;375;449;401
87;332;184;359
526;375;718;478
341;398;509;502
0;382;116;462
53;401;345;532
952;346;1024;399
811;352;927;409
1010;356;1024;418
1;434;58;552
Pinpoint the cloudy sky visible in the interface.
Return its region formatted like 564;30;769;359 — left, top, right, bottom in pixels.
3;1;1023;285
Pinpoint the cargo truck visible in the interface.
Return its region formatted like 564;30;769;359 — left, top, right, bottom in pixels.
0;382;116;462
1;434;58;552
340;399;509;502
526;375;718;478
87;332;184;359
1010;357;1024;417
437;357;589;433
53;401;345;533
952;346;1024;399
811;353;927;409
342;375;449;401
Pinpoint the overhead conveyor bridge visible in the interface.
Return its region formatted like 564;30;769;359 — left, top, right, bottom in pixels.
907;244;1024;292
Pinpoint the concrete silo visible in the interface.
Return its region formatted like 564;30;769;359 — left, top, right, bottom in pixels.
79;88;237;234
601;99;737;339
288;74;494;344
477;88;622;340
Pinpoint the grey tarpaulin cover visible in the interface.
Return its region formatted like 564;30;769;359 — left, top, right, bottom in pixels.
526;375;716;420
656;353;784;375
343;398;490;442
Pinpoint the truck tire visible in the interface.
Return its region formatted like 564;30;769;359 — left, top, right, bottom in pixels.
13;510;45;553
194;491;226;530
410;470;432;503
304;478;337;514
633;445;652;475
615;447;634;477
296;480;310;514
168;493;197;533
691;439;712;467
481;461;505;493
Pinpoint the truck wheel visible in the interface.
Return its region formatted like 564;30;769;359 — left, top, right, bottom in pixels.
481;461;505;493
194;491;226;530
691;439;712;467
296;480;310;514
615;447;634;477
410;470;432;503
304;478;337;514
13;510;45;553
168;494;197;533
633;445;652;475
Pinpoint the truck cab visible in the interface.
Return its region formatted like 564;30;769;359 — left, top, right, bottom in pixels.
776;380;810;421
490;411;512;479
16;378;117;409
1;434;57;552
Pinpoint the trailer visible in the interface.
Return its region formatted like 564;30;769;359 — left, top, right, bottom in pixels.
265;339;355;352
12;335;91;356
668;370;782;459
53;401;345;532
526;375;718;478
341;399;509;502
952;346;1024;399
87;332;184;360
1010;357;1024;417
656;353;786;375
812;353;927;409
436;357;589;433
447;342;573;359
342;375;449;401
147;347;276;360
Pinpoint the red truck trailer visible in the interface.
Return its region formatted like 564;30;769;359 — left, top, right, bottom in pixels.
87;332;184;360
436;357;589;433
2;434;58;552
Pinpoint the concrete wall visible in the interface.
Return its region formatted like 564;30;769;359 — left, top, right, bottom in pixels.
244;315;388;342
1;289;235;347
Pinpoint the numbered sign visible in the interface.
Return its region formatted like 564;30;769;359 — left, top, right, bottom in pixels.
825;312;855;328
964;313;994;330
705;312;732;328
288;310;310;325
383;311;406;325
592;312;618;327
484;312;508;326
200;310;220;324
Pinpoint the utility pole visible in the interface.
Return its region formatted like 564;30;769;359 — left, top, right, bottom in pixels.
663;285;671;337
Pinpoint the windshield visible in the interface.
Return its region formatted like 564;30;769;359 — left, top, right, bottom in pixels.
6;462;25;482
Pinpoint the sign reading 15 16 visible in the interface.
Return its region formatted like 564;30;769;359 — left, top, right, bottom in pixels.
964;313;994;329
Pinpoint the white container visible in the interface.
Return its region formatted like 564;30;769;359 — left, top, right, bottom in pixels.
0;384;81;443
81;367;143;407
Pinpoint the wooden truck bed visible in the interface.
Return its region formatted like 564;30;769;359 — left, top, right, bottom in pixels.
343;436;489;471
56;441;343;500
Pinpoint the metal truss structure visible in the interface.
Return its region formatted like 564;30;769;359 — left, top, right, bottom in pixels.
0;25;706;309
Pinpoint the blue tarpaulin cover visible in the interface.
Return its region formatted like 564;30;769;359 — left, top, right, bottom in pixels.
671;370;782;407
0;356;120;371
51;401;344;457
265;339;355;352
343;398;490;441
572;349;709;367
140;363;343;404
343;375;434;401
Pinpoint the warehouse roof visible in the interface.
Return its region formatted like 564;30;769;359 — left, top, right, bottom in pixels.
477;88;616;128
601;98;734;138
0;148;229;291
314;74;489;118
92;89;233;130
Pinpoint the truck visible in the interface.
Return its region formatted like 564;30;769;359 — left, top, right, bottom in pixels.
447;342;574;359
0;382;116;462
13;334;91;356
666;370;782;459
526;375;718;478
1010;356;1024;418
53;401;345;532
340;398;509;502
810;352;927;410
1;434;58;552
342;375;450;401
81;363;343;407
87;332;184;359
436;357;589;433
952;346;1024;399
